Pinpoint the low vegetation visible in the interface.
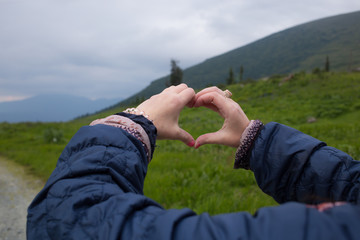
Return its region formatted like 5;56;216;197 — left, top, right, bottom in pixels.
1;72;359;214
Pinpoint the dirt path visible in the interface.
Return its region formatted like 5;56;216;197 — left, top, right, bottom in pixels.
0;157;44;240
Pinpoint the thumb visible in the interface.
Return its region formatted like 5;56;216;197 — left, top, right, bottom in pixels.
194;131;224;149
177;127;195;147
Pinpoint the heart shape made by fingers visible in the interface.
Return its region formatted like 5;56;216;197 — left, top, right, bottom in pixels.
136;84;250;148
189;87;250;148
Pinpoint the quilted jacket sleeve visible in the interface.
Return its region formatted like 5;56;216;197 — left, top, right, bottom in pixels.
250;122;360;204
27;120;360;240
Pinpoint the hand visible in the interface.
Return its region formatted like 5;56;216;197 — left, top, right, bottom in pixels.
136;84;196;146
192;87;250;148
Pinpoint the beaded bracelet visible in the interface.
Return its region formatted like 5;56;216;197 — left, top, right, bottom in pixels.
123;108;152;121
234;120;264;169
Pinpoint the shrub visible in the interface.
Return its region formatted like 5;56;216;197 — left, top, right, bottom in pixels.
43;128;65;144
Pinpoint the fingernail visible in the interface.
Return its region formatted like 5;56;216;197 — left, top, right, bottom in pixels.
194;142;200;149
187;140;195;147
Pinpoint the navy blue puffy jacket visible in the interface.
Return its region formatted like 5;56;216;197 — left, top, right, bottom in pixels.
27;119;360;239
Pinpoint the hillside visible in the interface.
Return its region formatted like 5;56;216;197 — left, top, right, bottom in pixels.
119;10;360;105
1;72;359;214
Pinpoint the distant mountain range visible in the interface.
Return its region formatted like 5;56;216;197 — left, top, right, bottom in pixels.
119;10;360;105
0;94;121;122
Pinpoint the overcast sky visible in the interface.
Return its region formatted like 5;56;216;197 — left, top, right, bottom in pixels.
1;0;359;102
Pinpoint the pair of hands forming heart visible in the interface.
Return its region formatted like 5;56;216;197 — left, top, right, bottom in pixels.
136;84;250;149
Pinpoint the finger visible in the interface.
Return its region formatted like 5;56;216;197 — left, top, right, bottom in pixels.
193;92;216;107
196;91;235;109
177;127;195;147
173;83;189;93
162;85;176;93
194;131;224;148
194;92;229;108
196;86;223;96
195;92;238;120
195;87;224;101
200;103;220;113
193;99;220;113
178;87;195;106
186;97;196;108
193;93;221;113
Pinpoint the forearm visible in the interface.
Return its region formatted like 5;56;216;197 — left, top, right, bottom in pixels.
249;122;360;204
27;115;157;239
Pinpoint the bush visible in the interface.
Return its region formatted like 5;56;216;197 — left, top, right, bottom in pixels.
43;128;65;144
314;95;349;118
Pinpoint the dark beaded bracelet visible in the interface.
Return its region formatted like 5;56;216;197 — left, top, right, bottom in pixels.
234;120;264;170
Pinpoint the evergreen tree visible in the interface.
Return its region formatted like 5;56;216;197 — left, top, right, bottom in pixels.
325;56;330;72
239;65;244;81
170;59;183;86
226;67;235;85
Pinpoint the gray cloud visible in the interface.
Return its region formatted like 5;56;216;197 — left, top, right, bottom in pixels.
0;0;359;102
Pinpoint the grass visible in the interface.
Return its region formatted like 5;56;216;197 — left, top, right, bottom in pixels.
0;72;359;214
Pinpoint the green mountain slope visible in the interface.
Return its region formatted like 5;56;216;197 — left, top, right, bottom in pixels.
120;10;360;105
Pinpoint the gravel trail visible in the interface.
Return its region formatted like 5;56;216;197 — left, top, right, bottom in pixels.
0;157;44;240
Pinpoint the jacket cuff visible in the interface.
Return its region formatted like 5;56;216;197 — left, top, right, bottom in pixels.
90;113;156;162
234;120;264;169
116;112;157;159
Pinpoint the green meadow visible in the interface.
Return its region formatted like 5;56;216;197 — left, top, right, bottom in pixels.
1;72;359;214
